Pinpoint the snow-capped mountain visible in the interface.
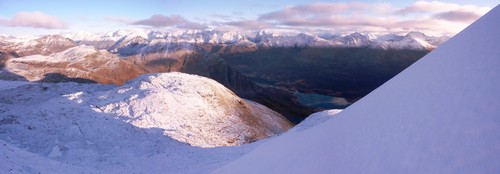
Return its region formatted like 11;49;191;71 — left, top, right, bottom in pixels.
215;5;500;173
372;31;445;50
2;45;146;84
0;35;76;57
0;30;448;62
61;29;150;49
60;29;449;52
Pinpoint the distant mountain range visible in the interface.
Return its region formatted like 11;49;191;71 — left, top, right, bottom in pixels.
0;30;450;55
60;30;449;51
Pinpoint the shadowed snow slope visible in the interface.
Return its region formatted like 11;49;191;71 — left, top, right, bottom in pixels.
215;5;500;174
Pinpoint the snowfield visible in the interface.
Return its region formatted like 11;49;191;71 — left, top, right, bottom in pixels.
0;72;291;173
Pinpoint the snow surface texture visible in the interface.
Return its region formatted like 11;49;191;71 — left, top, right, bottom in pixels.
4;45;125;82
91;72;292;147
11;45;98;63
0;72;291;173
0;35;75;56
215;5;500;174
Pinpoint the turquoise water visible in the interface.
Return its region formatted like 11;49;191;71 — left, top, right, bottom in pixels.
294;91;351;110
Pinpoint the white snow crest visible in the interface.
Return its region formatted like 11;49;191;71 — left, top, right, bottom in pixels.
11;45;98;63
91;72;291;147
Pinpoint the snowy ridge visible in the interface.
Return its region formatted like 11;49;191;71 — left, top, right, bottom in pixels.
3;44;130;83
60;30;449;51
0;35;76;56
215;5;500;173
89;72;292;147
288;109;342;133
11;45;98;63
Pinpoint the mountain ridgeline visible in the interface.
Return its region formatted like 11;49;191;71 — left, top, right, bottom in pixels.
0;31;434;122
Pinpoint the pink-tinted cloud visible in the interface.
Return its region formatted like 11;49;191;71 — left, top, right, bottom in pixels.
224;20;271;30
131;15;186;27
395;1;490;14
259;2;391;20
0;11;67;29
130;14;207;30
433;10;482;23
178;22;208;30
255;2;396;29
221;1;491;35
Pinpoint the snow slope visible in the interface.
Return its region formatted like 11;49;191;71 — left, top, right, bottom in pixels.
0;72;291;173
11;45;98;63
3;45;146;84
90;72;292;147
0;35;76;56
215;5;500;174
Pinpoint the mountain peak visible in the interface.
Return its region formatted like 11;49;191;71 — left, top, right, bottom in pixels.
405;31;427;39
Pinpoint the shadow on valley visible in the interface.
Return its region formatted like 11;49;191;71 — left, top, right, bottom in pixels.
218;47;429;103
0;60;28;81
179;53;315;123
0;71;27;81
38;73;97;84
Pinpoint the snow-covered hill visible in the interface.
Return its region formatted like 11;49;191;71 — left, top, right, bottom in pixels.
0;72;291;173
90;72;292;147
0;35;75;56
215;5;500;173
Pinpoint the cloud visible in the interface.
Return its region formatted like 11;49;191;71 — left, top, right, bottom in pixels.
130;14;207;30
259;2;391;20
253;2;396;30
395;1;490;14
0;11;67;29
220;1;491;35
433;10;482;23
178;22;208;30
131;15;185;27
224;20;270;30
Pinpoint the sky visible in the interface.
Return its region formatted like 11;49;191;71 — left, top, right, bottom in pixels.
0;0;497;36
